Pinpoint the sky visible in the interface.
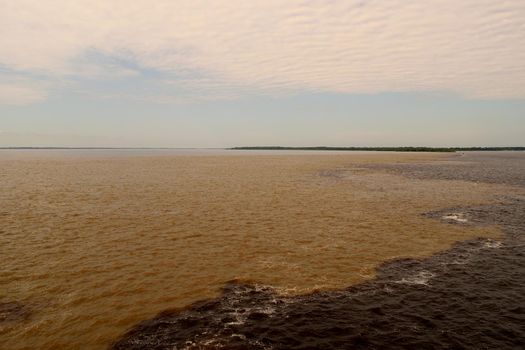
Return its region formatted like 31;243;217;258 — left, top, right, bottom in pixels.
1;0;524;147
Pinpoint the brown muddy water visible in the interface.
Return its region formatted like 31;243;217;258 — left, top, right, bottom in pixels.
0;150;523;349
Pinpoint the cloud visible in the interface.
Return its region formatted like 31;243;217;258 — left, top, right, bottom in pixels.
1;0;524;104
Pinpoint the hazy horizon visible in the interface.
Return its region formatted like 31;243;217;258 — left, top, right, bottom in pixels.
1;145;524;150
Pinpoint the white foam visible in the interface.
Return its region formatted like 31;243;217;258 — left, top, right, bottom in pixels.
230;333;247;340
221;306;248;327
483;240;503;249
448;257;470;265
442;213;468;223
396;271;435;286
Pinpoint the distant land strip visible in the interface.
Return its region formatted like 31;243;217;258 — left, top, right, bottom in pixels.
231;146;525;152
0;147;524;152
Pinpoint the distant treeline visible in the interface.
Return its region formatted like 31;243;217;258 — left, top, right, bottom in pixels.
2;146;524;152
231;146;525;152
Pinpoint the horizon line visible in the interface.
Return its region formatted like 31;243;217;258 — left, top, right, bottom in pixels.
1;146;525;151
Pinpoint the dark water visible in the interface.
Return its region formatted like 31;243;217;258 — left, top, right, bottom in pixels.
111;152;525;350
0;302;31;325
366;151;525;187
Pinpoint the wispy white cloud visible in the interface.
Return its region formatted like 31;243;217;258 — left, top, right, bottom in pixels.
1;0;524;104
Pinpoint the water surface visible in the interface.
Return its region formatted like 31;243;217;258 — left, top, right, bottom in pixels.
1;151;517;349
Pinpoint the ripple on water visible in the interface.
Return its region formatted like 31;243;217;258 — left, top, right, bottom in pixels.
110;154;525;350
111;197;525;350
1;152;523;349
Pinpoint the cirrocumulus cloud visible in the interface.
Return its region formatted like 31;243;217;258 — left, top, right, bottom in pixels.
1;0;524;104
